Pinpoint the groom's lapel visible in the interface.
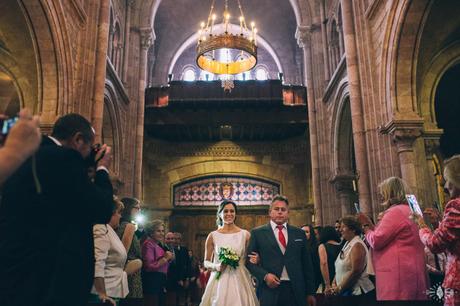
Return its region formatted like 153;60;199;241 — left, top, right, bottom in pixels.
264;224;284;257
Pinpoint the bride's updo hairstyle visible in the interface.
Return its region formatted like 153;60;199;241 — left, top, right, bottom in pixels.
216;200;238;227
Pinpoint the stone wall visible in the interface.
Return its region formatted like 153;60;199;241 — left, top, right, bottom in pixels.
143;136;314;227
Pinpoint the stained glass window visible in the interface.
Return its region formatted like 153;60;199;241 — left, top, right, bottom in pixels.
173;176;280;206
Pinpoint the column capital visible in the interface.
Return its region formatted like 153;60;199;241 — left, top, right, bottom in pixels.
139;27;155;50
330;172;356;193
380;119;424;153
423;129;443;157
295;25;311;48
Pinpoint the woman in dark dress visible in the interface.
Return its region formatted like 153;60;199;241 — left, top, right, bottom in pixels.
317;226;342;293
301;224;322;292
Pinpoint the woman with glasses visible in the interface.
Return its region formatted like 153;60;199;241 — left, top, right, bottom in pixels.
326;216;374;305
117;197;143;306
358;177;428;303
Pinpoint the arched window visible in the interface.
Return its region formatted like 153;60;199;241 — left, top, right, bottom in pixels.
255;67;268;80
182;68;196;81
200;70;214;81
236;71;251;81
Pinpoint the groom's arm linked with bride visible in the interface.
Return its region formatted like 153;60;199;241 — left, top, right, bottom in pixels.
245;197;316;306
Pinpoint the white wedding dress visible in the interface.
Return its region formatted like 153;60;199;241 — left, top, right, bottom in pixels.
200;230;259;306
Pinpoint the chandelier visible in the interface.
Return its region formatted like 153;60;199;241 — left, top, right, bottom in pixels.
196;0;258;90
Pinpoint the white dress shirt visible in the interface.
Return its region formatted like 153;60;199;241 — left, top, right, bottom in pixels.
91;224;129;298
270;220;290;280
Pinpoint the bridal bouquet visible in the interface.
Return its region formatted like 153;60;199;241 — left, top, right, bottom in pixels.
216;247;240;280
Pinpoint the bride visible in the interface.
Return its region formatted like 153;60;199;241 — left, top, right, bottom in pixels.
200;200;259;306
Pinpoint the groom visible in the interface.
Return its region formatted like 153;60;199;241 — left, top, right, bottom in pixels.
247;195;316;306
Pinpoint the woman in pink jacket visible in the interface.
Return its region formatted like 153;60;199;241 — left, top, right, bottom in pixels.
358;177;428;302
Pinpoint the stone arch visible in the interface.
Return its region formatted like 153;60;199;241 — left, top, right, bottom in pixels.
0;0;74;124
420;41;460;131
103;80;124;176
329;78;356;215
381;0;433;119
146;0;307;28
0;63;25;114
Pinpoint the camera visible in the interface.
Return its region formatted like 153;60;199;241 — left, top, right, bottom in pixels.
86;143;106;168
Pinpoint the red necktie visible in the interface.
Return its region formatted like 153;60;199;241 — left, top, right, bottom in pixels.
276;225;287;249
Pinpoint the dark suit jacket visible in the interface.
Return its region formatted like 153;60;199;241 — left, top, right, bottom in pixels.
167;245;190;291
246;223;316;306
0;136;113;306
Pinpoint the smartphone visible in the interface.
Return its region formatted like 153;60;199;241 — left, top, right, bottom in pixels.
354;202;360;213
0;116;19;136
406;194;423;216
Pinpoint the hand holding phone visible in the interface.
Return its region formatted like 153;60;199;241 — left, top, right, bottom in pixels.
1;109;41;158
406;194;423;216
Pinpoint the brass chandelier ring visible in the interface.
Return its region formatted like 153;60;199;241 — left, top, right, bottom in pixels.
196;33;257;75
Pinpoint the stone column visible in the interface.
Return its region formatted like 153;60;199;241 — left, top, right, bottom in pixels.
134;27;154;199
424;133;443;207
122;0;134;83
339;0;372;214
296;26;323;225
331;174;356;217
319;0;330;81
91;0;111;142
382;121;423;195
337;23;345;56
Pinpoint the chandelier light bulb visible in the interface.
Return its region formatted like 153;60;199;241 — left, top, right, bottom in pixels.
200;22;205;29
251;21;255;28
212;14;217;20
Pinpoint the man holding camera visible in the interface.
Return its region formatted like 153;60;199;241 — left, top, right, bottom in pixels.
0;113;114;306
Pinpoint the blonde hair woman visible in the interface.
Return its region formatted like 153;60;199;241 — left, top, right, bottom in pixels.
414;155;460;306
357;177;428;302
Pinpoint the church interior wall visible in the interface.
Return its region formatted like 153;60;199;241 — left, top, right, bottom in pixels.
142;137;314;223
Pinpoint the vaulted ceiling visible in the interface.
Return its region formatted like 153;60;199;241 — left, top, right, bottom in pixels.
149;0;303;85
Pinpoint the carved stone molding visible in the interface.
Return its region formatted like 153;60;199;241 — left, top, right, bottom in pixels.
139;27;155;50
329;172;356;193
380;120;424;153
423;129;443;158
145;139;308;157
295;26;311;48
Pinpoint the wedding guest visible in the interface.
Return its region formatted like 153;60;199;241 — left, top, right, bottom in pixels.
413;155;460;306
0;113;113;306
317;226;341;293
302;224;322;291
0;109;41;185
327;216;375;306
142;220;174;306
421;207;447;288
188;250;201;306
174;232;191;306
313;225;323;242
334;220;341;237
117;197;143;306
90;197;129;306
358;177;428;302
